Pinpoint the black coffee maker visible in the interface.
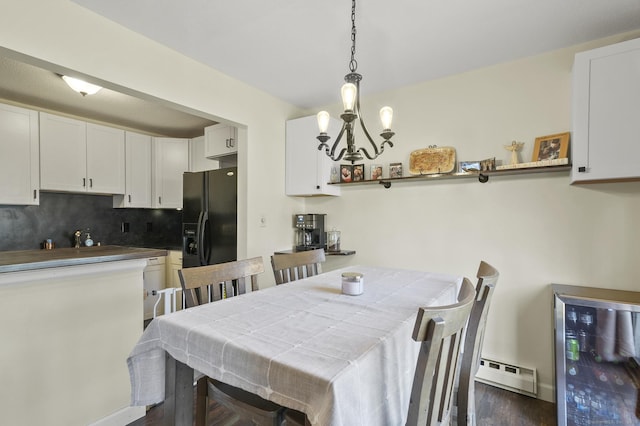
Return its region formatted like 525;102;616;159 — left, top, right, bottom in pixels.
294;214;326;251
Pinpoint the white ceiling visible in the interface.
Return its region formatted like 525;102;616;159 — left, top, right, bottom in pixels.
2;1;640;137
71;0;640;110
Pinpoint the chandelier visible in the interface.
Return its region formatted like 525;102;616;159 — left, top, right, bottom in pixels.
316;0;395;164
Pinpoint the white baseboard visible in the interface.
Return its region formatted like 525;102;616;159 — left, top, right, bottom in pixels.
88;406;145;426
536;381;555;403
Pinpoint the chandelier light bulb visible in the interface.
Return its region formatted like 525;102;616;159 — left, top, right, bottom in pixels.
341;83;357;112
379;106;393;130
317;111;331;133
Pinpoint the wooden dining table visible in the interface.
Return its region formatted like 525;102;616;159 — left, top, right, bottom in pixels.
127;265;462;426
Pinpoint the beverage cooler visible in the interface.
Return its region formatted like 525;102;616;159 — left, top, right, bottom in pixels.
553;284;640;425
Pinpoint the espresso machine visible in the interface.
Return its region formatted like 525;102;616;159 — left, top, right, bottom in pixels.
294;214;326;251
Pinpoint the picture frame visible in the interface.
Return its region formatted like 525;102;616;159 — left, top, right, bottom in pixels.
480;157;496;171
330;165;340;183
458;161;481;173
339;164;353;183
352;164;365;181
532;132;570;162
370;164;383;180
389;162;403;178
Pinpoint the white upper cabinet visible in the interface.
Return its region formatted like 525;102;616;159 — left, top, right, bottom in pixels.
114;131;153;208
189;135;220;172
572;37;640;183
86;123;125;194
39;112;125;194
204;124;237;158
152;137;188;209
39;113;86;192
285;115;341;196
0;103;39;205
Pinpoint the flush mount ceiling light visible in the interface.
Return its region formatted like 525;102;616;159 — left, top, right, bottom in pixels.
316;0;395;164
61;75;102;96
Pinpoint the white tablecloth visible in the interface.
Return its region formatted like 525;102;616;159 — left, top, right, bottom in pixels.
127;265;461;426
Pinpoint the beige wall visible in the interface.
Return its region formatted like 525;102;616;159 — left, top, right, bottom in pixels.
305;30;640;401
3;0;640;408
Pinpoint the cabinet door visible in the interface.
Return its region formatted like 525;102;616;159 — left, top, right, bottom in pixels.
572;38;640;182
114;132;153;208
152;138;188;208
204;125;237;158
86;123;125;194
39;112;87;192
166;251;183;288
285;115;341;196
189;135;220;172
0;104;39;205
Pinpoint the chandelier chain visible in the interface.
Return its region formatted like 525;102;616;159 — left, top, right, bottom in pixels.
349;0;357;73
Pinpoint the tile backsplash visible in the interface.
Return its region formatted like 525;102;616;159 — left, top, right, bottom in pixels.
0;192;182;251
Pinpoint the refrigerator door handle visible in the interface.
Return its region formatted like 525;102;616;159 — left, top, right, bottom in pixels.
196;210;206;266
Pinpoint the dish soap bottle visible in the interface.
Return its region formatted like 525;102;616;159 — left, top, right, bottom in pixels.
85;230;94;247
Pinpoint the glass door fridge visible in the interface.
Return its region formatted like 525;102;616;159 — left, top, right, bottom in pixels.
553;284;640;425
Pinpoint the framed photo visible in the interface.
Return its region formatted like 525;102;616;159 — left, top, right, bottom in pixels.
339;164;353;183
330;165;340;183
352;164;365;181
532;132;570;161
389;162;403;178
458;161;480;173
370;164;383;180
480;157;496;171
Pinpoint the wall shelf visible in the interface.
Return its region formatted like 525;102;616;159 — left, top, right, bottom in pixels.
328;164;571;188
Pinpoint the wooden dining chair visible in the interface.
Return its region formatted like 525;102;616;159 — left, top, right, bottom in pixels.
178;257;284;426
405;277;476;426
270;248;325;284
454;261;499;426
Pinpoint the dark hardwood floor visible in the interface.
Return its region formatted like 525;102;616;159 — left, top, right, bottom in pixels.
128;382;556;425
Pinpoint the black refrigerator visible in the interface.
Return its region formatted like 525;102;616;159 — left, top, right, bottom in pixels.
182;167;237;268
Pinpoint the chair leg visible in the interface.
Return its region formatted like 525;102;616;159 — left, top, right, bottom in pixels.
467;382;476;426
196;377;208;426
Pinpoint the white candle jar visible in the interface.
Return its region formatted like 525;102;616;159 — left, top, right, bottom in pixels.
342;272;364;296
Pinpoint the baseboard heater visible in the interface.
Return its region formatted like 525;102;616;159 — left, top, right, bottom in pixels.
475;357;537;398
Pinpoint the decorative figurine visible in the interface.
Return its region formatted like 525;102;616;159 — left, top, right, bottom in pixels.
504;140;524;165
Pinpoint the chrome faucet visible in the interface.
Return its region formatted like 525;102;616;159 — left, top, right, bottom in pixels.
74;230;82;248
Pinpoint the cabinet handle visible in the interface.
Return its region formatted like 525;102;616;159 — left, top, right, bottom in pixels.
229;138;235;148
578;166;586;173
128;194;132;203
83;178;86;187
158;196;162;205
33;189;37;200
225;138;229;148
89;178;93;188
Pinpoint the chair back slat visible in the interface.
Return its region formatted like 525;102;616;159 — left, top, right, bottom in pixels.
407;278;475;426
456;261;499;426
270;249;325;284
178;257;264;308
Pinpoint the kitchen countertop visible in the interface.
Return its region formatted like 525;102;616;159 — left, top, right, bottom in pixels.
0;245;168;274
274;248;356;256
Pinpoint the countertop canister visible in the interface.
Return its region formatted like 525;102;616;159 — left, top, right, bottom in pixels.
342;272;363;295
